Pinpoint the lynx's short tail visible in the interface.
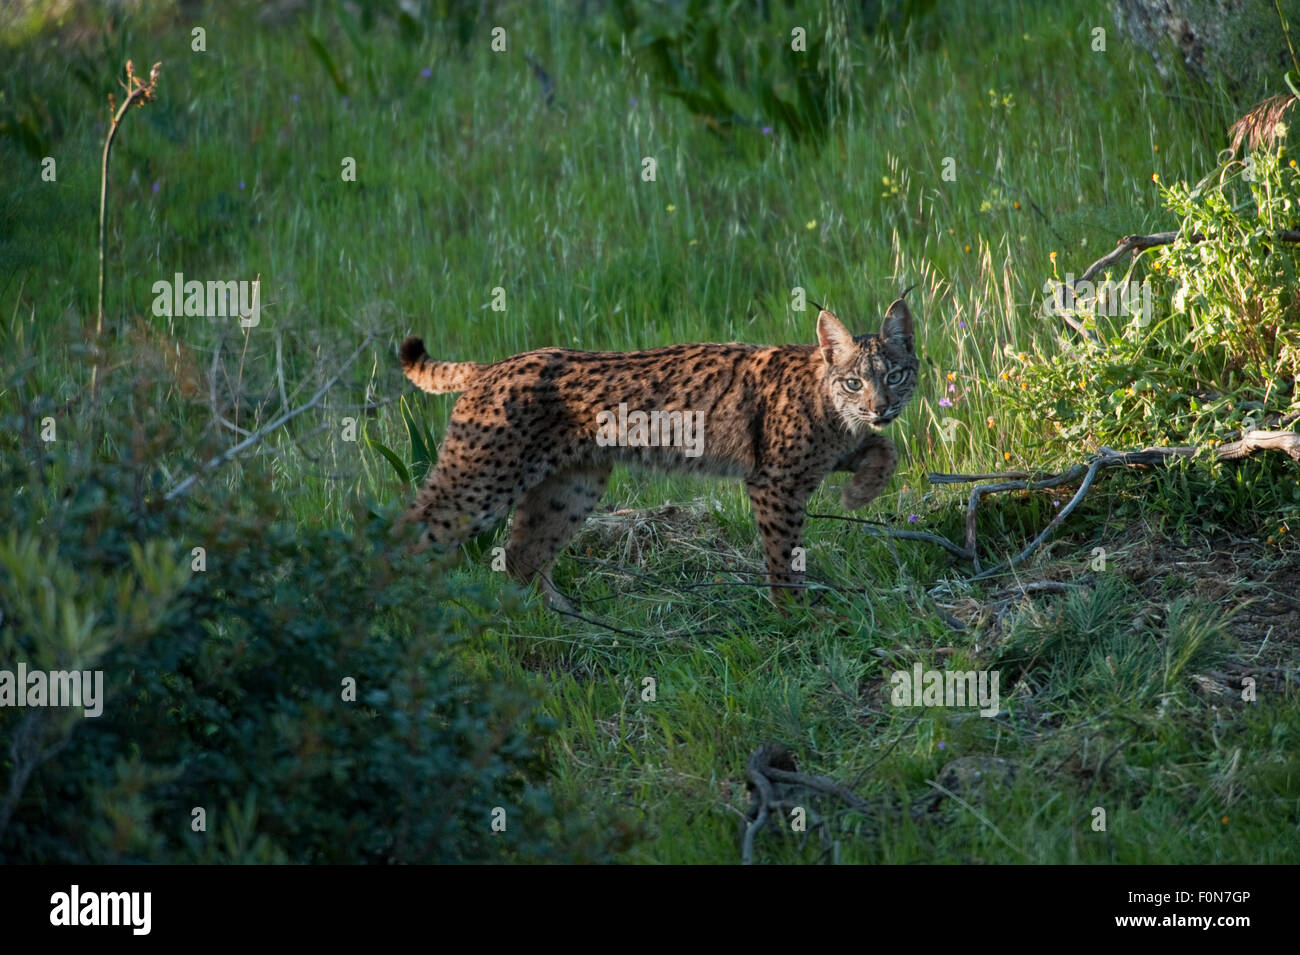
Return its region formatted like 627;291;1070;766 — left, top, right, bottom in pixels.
399;337;483;394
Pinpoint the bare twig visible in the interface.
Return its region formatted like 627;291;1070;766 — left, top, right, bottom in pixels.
928;470;1032;483
553;607;655;641
742;745;782;865
992;580;1087;599
807;512;971;559
164;333;374;501
932;439;1291;579
94;60;161;396
830;432;1296;581
1047;229;1300;340
963;447;1195;578
765;767;874;812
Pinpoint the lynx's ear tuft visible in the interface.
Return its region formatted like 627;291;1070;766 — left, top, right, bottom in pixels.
816;309;855;365
881;296;915;351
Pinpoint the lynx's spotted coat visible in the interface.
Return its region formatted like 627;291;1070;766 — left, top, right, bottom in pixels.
400;295;919;609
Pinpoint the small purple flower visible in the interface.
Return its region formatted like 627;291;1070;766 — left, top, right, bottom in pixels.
762;125;773;135
291;94;299;103
938;397;953;407
421;68;432;78
908;514;920;523
629;96;638;107
151;181;160;194
938;741;946;751
238;180;245;190
947;384;956;393
958;321;967;329
1052;500;1060;508
341;96;349;105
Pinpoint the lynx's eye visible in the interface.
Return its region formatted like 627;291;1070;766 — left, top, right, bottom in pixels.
885;370;907;387
843;378;863;392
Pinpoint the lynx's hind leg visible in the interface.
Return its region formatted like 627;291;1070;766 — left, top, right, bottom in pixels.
506;465;612;611
408;433;535;553
838;433;898;510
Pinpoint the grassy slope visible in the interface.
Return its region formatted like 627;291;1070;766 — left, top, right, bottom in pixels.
3;0;1297;862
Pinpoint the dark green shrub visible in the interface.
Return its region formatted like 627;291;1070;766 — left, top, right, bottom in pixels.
0;358;633;863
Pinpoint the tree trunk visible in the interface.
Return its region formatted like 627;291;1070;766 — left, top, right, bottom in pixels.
1113;0;1300;105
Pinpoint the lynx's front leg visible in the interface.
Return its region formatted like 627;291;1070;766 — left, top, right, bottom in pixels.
837;433;899;510
745;481;810;602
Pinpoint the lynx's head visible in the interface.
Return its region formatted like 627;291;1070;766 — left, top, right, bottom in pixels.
816;292;919;433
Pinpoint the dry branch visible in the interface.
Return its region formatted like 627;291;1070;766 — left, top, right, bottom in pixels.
828;429;1297;580
1217;428;1300;461
806;512;971;559
937;435;1296;577
164;333;374;501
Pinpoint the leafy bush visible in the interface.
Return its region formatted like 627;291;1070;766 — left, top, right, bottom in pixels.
0;357;633;863
1004;140;1300;453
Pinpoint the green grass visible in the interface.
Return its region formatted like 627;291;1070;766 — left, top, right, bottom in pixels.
2;0;1297;863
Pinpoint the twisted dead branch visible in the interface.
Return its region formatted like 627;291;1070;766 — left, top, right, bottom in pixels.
938;445;1198;577
740;742;1027;863
824;431;1297;581
742;743;876;865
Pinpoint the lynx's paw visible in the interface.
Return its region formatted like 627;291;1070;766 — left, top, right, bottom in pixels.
841;434;899;509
